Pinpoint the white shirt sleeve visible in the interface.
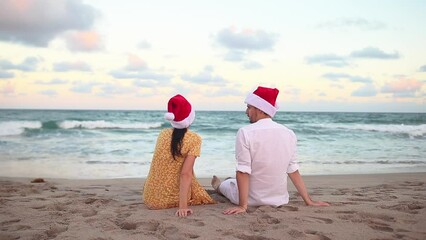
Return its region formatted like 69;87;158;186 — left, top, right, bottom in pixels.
235;128;252;174
286;131;299;173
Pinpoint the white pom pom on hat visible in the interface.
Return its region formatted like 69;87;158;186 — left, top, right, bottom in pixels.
164;94;195;129
245;86;279;117
164;112;175;121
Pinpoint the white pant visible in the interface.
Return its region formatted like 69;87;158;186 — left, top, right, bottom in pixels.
218;179;240;205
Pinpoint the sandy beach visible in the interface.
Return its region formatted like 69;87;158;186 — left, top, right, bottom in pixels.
1;172;425;240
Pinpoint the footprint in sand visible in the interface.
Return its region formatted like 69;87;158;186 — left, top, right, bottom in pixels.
339;210;397;232
306;216;333;224
84;197;115;206
116;219;161;232
278;205;299;212
367;220;394;232
127;202;143;209
118;221;138;230
51;193;68;198
338;214;358;221
115;212;132;219
400;181;424;187
336;210;356;214
8;224;32;231
45;223;69;238
233;233;275;240
381;201;424;214
253;205;278;213
81;208;97;217
288;229;305;238
259;214;281;224
304;230;332;240
336;210;357;221
347;197;378;202
333;201;360;207
184;218;205;227
288;229;331;240
0;232;20;240
184;232;200;239
159;225;181;239
0;219;21;226
358;212;396;223
139;220;160;232
331;188;351;195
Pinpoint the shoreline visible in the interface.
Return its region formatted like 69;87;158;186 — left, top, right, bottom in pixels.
1;172;425;239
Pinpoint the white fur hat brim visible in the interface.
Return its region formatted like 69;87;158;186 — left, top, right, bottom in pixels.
245;93;278;117
164;108;195;129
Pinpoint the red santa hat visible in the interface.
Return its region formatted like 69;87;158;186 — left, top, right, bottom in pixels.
245;86;279;117
164;94;195;129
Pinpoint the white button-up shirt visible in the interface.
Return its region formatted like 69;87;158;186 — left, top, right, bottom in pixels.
236;118;299;206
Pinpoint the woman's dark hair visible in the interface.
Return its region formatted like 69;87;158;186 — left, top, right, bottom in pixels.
171;128;187;160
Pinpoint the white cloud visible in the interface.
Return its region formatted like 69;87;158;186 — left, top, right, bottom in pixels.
216;27;278;51
64;31;104;52
35;79;68;85
350;47;400;59
70;81;99;94
138;40;152;49
53;61;91;72
306;54;349;67
316;18;386;31
181;66;227;86
224;50;246;62
125;54;147;71
381;78;423;98
39;89;57;96
0;57;41;72
351;84;377;97
322;73;372;83
0;71;14;79
0;0;98;47
243;61;263;70
110;71;171;82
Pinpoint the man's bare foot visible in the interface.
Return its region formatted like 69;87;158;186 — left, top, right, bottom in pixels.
211;175;222;193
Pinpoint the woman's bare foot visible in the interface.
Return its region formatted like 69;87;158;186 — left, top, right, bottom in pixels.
211;175;222;193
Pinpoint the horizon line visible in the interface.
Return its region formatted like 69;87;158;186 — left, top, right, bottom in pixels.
0;107;425;114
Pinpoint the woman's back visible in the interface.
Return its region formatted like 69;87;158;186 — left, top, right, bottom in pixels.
143;128;214;209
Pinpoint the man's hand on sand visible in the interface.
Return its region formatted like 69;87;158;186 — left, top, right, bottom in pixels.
307;200;330;207
223;206;247;215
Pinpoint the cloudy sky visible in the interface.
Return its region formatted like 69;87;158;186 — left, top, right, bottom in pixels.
0;0;425;112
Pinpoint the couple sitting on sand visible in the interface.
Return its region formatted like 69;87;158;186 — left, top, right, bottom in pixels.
143;86;329;217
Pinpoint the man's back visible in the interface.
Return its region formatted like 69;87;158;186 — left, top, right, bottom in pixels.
213;86;329;214
236;118;299;206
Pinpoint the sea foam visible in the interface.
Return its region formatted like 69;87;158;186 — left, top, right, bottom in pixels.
0;121;42;136
317;123;426;138
59;120;162;129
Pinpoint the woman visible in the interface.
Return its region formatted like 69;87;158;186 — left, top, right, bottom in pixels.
143;94;215;217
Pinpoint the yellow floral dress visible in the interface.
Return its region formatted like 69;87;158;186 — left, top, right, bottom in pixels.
143;128;215;209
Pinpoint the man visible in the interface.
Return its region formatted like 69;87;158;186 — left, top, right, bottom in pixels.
212;86;329;215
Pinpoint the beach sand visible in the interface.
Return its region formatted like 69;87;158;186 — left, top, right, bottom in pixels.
1;172;425;240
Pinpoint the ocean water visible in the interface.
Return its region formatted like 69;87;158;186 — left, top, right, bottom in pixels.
0;109;425;179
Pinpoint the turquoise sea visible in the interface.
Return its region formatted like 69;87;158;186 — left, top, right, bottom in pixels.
0;109;425;179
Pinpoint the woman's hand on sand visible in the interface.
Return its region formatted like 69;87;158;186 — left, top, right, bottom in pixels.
223;206;247;215
175;208;193;217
